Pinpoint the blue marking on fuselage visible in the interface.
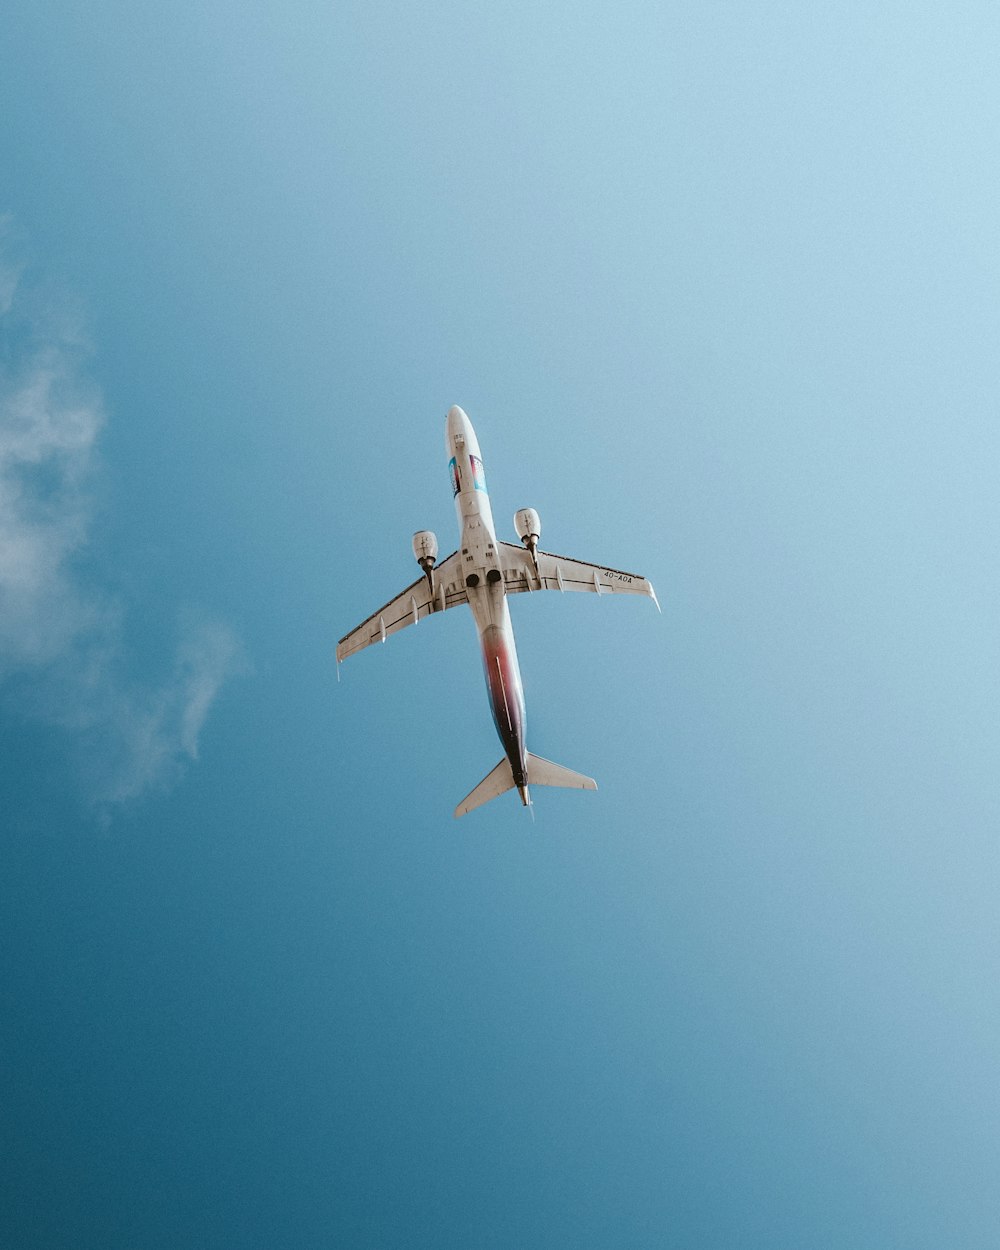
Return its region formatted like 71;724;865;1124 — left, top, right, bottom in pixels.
470;454;488;493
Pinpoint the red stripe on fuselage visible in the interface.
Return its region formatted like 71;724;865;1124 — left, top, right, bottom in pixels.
480;624;527;784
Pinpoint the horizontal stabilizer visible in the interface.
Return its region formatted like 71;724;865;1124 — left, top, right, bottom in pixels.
454;757;515;818
525;752;598;791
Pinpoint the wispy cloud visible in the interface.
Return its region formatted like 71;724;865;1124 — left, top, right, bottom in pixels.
0;230;244;810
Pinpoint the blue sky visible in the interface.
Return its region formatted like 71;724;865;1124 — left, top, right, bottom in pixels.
2;1;1000;1246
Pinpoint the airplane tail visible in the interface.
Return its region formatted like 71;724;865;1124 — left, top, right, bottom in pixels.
454;758;515;818
525;752;598;792
454;752;597;818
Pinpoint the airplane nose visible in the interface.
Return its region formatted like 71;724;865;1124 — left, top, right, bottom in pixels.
445;406;475;459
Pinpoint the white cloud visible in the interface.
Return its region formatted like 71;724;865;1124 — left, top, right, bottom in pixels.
0;243;245;810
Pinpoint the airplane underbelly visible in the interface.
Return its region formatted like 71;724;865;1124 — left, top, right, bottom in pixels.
479;623;526;780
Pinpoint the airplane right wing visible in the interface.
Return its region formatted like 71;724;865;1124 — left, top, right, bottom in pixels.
336;550;468;662
499;541;659;607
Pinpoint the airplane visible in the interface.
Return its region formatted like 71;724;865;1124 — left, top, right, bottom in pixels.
336;405;659;817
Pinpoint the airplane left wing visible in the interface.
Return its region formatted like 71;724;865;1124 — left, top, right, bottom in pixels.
499;541;659;607
337;551;467;662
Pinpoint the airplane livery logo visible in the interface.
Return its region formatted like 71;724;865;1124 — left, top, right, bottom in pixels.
470;454;487;493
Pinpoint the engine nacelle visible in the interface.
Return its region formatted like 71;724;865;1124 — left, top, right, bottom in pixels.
412;531;438;586
514;508;541;568
514;508;541;545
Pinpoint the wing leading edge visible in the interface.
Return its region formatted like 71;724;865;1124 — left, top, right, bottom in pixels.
498;541;659;607
336;550;467;662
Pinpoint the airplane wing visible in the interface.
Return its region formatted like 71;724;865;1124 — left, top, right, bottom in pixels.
499;541;659;607
336;551;468;662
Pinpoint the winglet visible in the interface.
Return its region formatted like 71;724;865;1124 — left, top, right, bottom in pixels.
648;582;661;613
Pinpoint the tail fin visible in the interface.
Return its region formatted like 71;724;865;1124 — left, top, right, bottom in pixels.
454;758;514;818
453;753;598;818
526;752;598;792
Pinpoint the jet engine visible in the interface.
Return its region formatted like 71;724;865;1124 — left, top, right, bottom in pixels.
412;530;438;588
514;508;541;569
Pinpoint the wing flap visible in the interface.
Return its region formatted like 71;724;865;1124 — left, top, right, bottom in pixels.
500;542;658;605
336;551;467;662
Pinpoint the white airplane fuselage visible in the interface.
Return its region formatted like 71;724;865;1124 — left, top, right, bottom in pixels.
338;403;656;814
445;405;530;803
